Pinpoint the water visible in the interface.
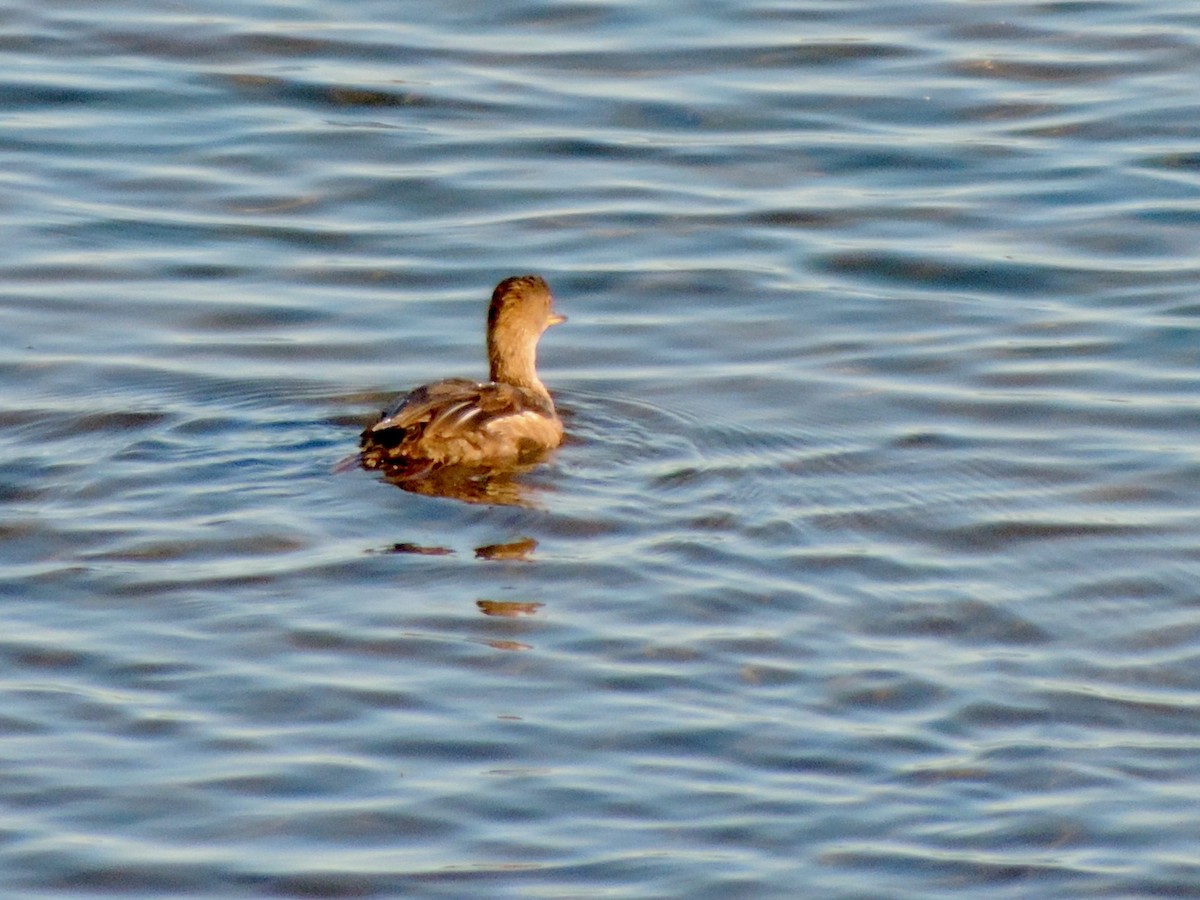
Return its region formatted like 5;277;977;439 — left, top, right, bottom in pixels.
4;0;1200;896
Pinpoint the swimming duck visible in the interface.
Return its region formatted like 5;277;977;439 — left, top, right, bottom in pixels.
360;275;566;475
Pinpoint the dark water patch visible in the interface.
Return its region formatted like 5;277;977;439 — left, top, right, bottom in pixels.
816;250;1073;295
948;55;1155;85
826;669;946;714
24;861;229;896
467;41;914;79
196;760;382;800
864;598;1050;646
1034;684;1200;735
220;72;437;112
29;410;171;442
287;626;481;662
184;303;333;332
821;844;1098;891
935;518;1152;553
0;83;135;109
1140;150;1200;173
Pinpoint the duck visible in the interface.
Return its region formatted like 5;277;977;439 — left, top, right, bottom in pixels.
360;275;566;476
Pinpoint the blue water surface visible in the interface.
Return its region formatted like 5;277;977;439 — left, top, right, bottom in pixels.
3;0;1200;896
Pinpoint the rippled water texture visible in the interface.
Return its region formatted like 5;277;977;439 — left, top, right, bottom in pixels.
4;0;1200;896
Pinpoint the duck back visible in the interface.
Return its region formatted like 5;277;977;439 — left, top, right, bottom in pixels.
361;377;562;473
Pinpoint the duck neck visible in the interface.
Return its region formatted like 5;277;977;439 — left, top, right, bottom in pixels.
489;337;547;397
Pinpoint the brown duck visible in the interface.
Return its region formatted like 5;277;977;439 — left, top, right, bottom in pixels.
360;275;566;476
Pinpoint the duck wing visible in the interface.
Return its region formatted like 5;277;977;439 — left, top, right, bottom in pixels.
368;378;482;434
362;378;559;469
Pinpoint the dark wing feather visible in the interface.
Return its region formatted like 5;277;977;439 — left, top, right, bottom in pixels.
368;378;479;434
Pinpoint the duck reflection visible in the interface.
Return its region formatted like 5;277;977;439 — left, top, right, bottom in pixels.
476;599;544;618
475;537;537;560
372;460;547;507
382;541;454;556
371;536;541;559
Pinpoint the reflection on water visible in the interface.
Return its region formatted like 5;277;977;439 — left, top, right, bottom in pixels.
370;457;551;506
476;599;544;617
3;0;1200;896
382;541;454;556
379;537;540;560
475;536;538;561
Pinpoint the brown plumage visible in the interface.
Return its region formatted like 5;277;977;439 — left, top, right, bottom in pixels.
360;275;566;476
